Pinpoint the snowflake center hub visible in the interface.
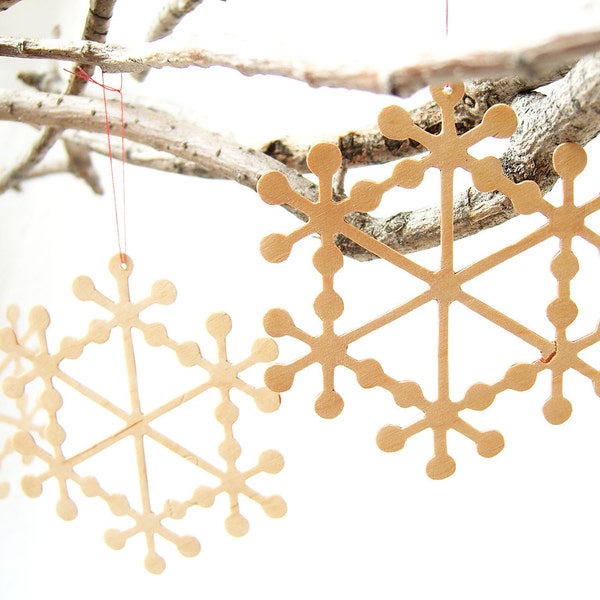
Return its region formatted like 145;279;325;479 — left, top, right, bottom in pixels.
428;399;459;428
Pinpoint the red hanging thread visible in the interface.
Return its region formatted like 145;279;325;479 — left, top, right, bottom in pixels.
443;0;452;95
67;66;127;268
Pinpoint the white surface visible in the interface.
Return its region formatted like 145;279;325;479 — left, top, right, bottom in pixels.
1;1;600;599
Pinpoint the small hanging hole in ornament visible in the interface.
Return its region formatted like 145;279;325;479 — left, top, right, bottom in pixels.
443;84;453;96
120;261;128;271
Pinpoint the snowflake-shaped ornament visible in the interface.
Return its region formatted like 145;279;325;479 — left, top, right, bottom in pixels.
0;305;46;498
0;255;285;573
258;83;600;479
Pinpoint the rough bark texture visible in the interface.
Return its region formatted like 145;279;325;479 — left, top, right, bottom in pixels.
2;53;600;259
263;68;573;172
1;2;600;260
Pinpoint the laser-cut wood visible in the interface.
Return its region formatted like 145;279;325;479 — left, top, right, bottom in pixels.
0;305;45;498
259;83;600;479
0;255;285;573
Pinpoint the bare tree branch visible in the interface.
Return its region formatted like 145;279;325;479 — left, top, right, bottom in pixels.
0;0;118;194
145;0;205;42
0;0;23;11
134;0;206;82
63;131;222;179
2;53;599;260
0;24;599;96
263;67;573;172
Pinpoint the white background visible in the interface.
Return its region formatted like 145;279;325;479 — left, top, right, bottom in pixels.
1;1;600;599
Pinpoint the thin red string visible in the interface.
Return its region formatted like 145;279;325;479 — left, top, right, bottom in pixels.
445;0;449;37
443;0;451;94
67;66;127;266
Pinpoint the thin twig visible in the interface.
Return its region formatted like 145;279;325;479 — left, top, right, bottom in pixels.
134;0;206;81
146;0;205;42
0;0;23;11
0;0;118;194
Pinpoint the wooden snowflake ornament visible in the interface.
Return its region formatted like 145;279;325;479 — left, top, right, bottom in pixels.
258;83;600;479
0;305;45;498
0;255;285;573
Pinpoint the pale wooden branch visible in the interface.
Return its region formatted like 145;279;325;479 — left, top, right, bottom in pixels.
0;24;599;96
2;53;600;260
0;0;22;11
0;87;320;218
0;0;118;194
145;0;206;42
134;0;207;82
63;131;219;179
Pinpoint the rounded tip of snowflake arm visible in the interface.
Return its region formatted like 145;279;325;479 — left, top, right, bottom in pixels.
176;535;201;558
257;171;293;206
251;337;279;363
258;449;285;474
377;105;416;141
56;495;78;521
104;528;127;550
543;395;573;425
263;308;295;338
264;364;295;393
253;387;281;413
376;425;406;452
3;374;25;398
29;305;50;329
20;473;43;497
306;142;342;179
144;550;166;575
72;275;97;300
206;311;232;338
260;232;293;263
12;430;37;456
476;430;505;458
226;512;250;537
262;495;287;519
426;453;456;480
553;142;587;180
314;389;344;419
151;280;177;305
481;104;518;139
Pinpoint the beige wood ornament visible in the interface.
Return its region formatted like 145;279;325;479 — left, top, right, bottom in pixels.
258;83;600;479
0;254;285;573
0;305;46;498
